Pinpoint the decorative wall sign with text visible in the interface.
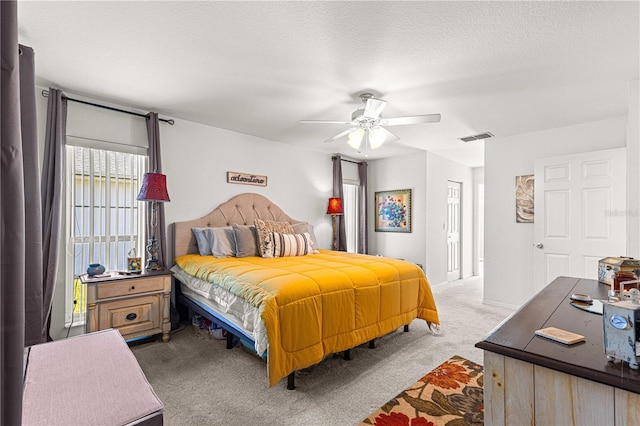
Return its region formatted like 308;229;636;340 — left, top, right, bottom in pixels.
227;171;268;187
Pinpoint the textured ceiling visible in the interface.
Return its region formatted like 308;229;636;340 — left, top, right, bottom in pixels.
17;1;640;167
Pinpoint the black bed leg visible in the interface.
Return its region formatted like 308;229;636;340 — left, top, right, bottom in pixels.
226;330;233;349
287;372;295;390
343;349;351;360
404;324;409;332
368;339;375;349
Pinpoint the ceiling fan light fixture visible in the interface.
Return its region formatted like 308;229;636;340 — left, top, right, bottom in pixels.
301;92;442;152
347;128;365;150
368;127;387;149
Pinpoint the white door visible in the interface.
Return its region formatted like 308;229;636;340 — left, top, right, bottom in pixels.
533;148;626;293
447;181;462;281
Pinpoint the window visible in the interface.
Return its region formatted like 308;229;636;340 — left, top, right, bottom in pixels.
65;146;147;326
343;182;359;253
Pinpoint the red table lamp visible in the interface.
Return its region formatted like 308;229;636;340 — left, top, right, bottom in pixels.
326;197;344;251
137;172;170;270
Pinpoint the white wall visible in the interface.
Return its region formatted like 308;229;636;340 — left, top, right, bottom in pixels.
368;152;427;269
484;117;628;309
367;151;474;287
160;118;334;260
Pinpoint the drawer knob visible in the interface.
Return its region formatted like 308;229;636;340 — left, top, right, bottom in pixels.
130;285;135;290
125;313;137;321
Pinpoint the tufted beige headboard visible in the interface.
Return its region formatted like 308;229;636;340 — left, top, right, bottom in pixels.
172;193;303;259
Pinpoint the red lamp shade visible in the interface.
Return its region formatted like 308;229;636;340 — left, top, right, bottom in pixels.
137;173;171;202
326;197;344;215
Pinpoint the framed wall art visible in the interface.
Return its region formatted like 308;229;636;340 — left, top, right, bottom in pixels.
515;174;534;223
375;189;412;233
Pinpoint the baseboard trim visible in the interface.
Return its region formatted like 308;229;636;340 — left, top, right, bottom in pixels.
430;280;449;289
481;298;520;310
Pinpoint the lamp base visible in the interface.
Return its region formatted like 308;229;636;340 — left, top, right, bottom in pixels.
331;215;338;251
145;236;163;271
145;260;162;271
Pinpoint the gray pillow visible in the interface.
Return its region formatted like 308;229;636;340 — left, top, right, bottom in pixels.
192;226;236;258
233;224;259;257
192;227;213;256
291;222;319;251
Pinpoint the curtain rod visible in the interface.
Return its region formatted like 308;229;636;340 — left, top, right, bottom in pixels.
332;154;364;165
41;90;175;125
341;158;361;164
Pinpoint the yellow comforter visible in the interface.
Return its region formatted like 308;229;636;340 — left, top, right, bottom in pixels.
175;250;439;386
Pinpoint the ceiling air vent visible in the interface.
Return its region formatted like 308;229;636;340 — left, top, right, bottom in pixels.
459;132;494;142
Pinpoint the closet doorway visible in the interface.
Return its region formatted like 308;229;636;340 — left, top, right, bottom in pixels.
447;180;462;281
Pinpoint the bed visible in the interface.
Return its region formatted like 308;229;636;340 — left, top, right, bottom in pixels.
171;193;439;389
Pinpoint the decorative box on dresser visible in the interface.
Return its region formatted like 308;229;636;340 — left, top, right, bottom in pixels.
81;270;172;342
476;276;640;425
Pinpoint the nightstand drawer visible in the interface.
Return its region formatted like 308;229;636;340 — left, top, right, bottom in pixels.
96;276;166;300
97;295;162;337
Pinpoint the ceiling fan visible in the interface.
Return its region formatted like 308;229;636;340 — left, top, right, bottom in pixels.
301;93;441;154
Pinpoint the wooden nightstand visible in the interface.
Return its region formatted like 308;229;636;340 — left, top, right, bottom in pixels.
81;270;172;343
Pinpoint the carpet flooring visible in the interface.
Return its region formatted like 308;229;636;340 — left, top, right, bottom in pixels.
130;276;513;425
359;355;484;426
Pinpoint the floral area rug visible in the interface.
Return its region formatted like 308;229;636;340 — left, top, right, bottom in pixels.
359;355;484;426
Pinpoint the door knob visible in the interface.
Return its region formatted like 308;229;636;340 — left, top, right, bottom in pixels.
535;242;544;249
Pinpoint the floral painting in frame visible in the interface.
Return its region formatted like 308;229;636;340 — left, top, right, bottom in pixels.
375;189;412;233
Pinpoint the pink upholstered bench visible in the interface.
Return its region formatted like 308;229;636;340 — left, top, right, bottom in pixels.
23;329;164;425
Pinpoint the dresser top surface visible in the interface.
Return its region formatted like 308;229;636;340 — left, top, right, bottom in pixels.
476;276;640;393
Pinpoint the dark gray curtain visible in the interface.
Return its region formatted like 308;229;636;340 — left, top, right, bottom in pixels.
358;161;368;254
331;155;347;251
21;46;45;347
1;1;35;422
146;112;167;267
40;88;67;344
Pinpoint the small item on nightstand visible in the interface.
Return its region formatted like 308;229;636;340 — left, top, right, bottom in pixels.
127;248;142;272
86;263;105;277
117;270;142;276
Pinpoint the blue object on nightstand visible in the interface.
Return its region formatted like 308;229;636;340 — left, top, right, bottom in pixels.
86;263;105;276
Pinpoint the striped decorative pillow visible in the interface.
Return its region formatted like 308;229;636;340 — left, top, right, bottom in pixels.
271;232;313;257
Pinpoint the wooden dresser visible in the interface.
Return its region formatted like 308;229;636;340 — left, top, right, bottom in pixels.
476;276;640;425
82;270;172;342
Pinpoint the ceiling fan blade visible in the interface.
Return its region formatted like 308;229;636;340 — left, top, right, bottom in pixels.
323;127;358;143
379;127;400;143
380;114;441;126
300;119;351;125
363;98;386;119
367;126;399;150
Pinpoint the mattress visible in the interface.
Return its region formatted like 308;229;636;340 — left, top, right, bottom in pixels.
171;264;268;354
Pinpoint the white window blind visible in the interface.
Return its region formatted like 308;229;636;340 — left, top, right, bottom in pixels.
343;182;359;253
65;145;147;326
